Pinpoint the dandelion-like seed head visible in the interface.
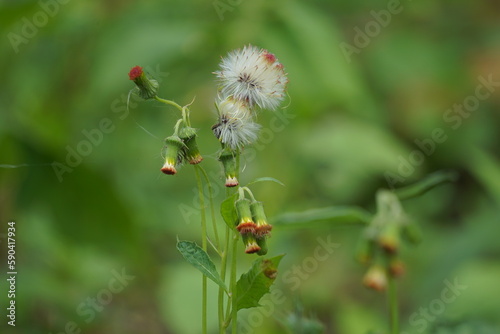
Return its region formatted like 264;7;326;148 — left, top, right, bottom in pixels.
215;45;288;110
212;97;261;150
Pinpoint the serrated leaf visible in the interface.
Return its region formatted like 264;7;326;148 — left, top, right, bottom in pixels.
236;254;284;310
247;177;285;187
220;193;238;229
273;206;371;229
177;241;227;291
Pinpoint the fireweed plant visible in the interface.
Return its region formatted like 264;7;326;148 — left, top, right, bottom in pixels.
128;45;288;334
274;170;457;334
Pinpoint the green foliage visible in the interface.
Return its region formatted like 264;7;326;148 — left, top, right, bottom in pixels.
176;240;227;292
236;254;284;310
273;206;372;228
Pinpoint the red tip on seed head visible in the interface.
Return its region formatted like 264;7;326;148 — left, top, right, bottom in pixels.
262;51;276;64
129;66;143;80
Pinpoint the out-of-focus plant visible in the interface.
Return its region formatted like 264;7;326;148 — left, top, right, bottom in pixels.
274;170;458;334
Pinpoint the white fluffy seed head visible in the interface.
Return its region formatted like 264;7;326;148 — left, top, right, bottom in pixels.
212;97;261;150
215;45;288;110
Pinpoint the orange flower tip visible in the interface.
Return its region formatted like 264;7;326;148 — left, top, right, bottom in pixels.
380;242;398;254
129;66;143;80
237;222;257;234
160;165;177;175
188;156;203;165
255;224;273;237
225;176;239;187
390;262;405;278
262;51;276;64
245;243;261;254
364;279;386;292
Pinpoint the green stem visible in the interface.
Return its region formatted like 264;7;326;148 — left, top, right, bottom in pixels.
219;225;230;333
230;153;240;333
154;95;184;113
194;166;208;334
199;165;220;250
388;275;399;334
230;232;239;333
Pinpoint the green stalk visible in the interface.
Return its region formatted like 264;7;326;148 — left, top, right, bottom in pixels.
154;96;184;112
230;153;240;333
194;166;208;334
388;275;399;334
199;165;220;250
230;232;239;333
219;225;230;333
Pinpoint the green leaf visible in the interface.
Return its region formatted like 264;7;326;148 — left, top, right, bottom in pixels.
393;170;458;200
176;240;227;291
273;206;371;229
220;193;238;229
236;254;284;310
246;177;285;187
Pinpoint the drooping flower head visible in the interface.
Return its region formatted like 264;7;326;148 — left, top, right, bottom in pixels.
215;45;288;110
212;97;261;150
128;65;159;99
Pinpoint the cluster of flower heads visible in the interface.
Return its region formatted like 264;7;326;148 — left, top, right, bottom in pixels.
212;45;288;151
212;45;288;187
128;66;203;175
357;192;421;291
234;192;273;255
160;126;203;175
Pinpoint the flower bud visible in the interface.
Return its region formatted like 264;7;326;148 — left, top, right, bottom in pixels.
363;265;387;291
179;126;203;165
235;198;257;234
377;223;400;254
218;148;238;187
242;233;261;254
256;236;268;256
161;136;184;175
389;258;405;278
128;66;159;99
355;237;375;264
250;201;272;237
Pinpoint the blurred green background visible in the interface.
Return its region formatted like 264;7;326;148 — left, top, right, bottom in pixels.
1;0;500;333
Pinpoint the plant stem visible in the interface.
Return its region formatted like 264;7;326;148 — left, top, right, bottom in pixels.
199;165;220;250
388;275;399;334
230;231;239;333
230;153;240;333
154;96;184;113
219;225;230;333
194;166;208;334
